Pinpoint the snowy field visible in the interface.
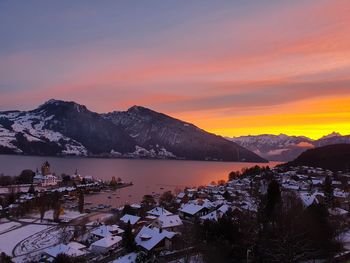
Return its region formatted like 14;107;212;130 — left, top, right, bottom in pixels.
0;221;21;234
0;224;49;255
13;226;74;256
29;209;86;222
0;222;74;263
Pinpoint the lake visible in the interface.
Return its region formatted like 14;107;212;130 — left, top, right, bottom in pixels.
0;155;280;207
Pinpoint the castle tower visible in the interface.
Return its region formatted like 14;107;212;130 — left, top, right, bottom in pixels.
41;161;51;176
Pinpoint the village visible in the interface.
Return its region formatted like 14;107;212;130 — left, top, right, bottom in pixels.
1;162;350;262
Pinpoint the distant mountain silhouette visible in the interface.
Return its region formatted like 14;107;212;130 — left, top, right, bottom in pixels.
230;133;350;162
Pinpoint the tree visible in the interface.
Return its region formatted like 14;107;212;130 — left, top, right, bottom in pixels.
136;251;149;263
141;195;156;211
265;179;281;226
324;175;334;208
28;184;35;195
52;254;84;263
78;191;84;213
0;252;13;263
257;191;340;262
159;191;175;208
122;221;136;253
52;192;62;222
123;204;134;215
228;171;240;181
39;203;47;222
217;179;226;186
17;169;35;184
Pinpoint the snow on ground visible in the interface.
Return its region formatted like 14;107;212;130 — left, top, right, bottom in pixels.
0;218;9;223
168;254;204;263
17;218;38;223
338;230;350;250
112;252;137;263
0;111;87;155
13;226;74;256
0;221;22;234
29;209;86;222
0;224;49;255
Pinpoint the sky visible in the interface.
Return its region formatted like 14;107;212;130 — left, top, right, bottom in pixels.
0;0;350;139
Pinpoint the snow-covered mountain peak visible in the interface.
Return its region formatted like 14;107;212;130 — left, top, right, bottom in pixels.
320;132;341;140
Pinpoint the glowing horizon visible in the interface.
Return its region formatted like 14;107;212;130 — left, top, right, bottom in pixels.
1;0;350;140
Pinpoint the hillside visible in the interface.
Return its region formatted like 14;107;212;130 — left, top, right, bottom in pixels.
286;144;350;172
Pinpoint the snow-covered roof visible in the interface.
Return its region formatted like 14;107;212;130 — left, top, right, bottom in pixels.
90;235;122;248
200;211;218;221
112;252;138;263
147;207;172;217
177;192;185;199
200;204;231;222
91;225;124;238
299;192;318;207
120;214;141;225
154;215;183;229
334;189;348;198
67;242;86;250
179;204;205;215
218;204;230;214
311;179;323;185
135;226;176;251
45;244;85;258
329;207;348;216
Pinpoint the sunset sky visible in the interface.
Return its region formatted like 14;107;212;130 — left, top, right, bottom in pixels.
1;0;350;139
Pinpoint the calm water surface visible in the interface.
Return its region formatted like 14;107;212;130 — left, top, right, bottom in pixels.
0;155;279;207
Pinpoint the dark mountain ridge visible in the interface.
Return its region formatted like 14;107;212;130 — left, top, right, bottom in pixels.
0;99;266;163
286;144;350;172
104;106;265;162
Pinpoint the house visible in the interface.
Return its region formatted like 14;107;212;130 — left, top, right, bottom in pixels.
329;207;348;217
90;235;122;253
91;225;124;238
135;226;176;252
44;242;86;259
152;215;183;232
200;204;230;222
71;169;83;182
33;162;58;187
299;192;320;207
120;214;141;226
147;207;172;217
179;203;208;220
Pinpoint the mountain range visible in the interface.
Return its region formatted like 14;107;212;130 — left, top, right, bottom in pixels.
0;99;266;163
229;132;350;162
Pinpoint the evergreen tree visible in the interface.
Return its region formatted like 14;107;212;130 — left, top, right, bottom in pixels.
122;221;136;252
265;179;281;227
324;175;334;208
52;192;61;222
78;191;84;213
